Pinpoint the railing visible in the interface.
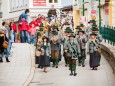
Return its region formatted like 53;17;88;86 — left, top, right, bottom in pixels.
100;26;115;46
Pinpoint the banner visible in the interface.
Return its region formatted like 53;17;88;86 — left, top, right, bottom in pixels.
33;0;46;6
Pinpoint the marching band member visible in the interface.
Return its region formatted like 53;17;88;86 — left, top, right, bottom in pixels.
50;31;61;68
77;29;87;67
63;27;73;67
65;34;81;76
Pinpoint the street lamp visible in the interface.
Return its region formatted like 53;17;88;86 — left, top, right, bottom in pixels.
82;0;85;16
98;0;101;28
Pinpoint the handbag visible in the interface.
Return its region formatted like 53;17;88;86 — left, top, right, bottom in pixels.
98;48;101;53
35;50;41;57
2;36;8;49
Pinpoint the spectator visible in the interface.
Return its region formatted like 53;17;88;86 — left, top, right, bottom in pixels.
19;9;30;22
0;30;10;62
18;18;30;43
47;5;57;23
29;18;37;44
36;14;42;26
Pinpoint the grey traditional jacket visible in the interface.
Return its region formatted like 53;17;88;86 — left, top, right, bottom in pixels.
64;39;81;59
77;35;87;49
88;39;100;53
50;38;61;51
41;43;51;56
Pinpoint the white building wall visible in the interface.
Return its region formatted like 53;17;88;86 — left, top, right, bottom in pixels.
0;0;72;26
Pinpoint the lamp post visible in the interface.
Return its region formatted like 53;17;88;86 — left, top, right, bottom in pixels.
98;0;101;28
82;0;85;16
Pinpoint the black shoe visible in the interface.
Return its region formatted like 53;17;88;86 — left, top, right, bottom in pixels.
82;65;85;67
65;64;68;67
38;65;40;68
56;66;58;68
92;67;94;70
74;73;77;76
94;68;97;70
6;58;10;62
70;73;73;76
0;58;3;62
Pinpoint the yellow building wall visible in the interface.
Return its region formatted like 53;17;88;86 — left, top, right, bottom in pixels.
112;0;115;26
109;0;112;26
73;9;79;27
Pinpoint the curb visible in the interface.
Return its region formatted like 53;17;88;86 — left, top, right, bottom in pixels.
101;44;115;73
23;44;36;86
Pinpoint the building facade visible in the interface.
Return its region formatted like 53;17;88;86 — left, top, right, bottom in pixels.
73;0;115;27
0;0;73;26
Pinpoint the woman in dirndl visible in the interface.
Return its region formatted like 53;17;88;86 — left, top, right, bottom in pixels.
39;36;51;73
88;32;99;70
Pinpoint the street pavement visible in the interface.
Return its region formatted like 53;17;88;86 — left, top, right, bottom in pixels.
0;43;34;86
0;43;115;86
29;55;115;86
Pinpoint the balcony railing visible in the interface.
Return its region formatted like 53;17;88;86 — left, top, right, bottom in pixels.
100;25;115;46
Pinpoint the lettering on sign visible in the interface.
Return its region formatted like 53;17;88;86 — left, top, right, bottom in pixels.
33;0;46;6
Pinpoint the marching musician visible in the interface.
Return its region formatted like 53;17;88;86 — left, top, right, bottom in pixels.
50;31;61;68
77;29;87;67
65;34;81;76
75;26;80;39
63;27;73;67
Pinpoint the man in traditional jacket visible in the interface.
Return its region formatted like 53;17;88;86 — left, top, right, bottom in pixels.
63;27;73;67
65;34;81;76
77;29;87;67
50;31;61;68
75;26;81;40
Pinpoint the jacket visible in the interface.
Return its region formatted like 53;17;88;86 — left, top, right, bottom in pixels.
11;23;17;33
18;21;29;31
41;43;51;56
48;9;57;17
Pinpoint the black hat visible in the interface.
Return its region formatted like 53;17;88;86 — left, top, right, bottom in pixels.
92;27;99;31
42;36;48;40
65;27;73;33
80;24;84;27
75;26;81;29
69;34;75;38
78;29;84;33
52;31;58;35
37;32;41;36
52;26;59;31
90;32;97;36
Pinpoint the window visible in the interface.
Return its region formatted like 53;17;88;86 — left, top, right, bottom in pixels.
49;0;58;3
54;0;58;3
49;0;53;3
9;0;28;12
